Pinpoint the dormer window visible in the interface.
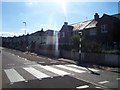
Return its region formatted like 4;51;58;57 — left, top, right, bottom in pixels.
101;24;108;33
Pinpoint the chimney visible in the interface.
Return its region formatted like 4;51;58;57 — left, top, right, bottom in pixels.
64;22;68;25
94;13;99;20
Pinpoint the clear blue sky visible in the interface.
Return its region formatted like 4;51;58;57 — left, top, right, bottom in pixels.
2;1;119;37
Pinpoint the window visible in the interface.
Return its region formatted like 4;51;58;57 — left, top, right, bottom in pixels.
89;28;96;36
62;32;65;37
101;25;108;33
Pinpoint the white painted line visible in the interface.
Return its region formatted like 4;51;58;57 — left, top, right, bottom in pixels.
24;58;27;60
20;57;24;59
38;62;45;63
23;67;50;79
12;54;15;56
24;63;30;64
48;58;52;60
67;64;99;72
4;69;25;83
99;81;109;84
76;85;89;89
38;65;70;76
95;87;101;88
55;65;86;73
116;78;120;80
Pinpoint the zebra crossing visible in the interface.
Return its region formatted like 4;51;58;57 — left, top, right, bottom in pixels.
4;64;99;84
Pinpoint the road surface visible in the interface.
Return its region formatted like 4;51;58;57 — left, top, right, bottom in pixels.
1;47;120;89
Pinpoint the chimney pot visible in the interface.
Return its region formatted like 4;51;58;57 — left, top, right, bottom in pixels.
64;22;68;25
94;13;99;20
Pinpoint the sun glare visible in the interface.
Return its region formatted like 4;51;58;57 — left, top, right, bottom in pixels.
55;0;67;17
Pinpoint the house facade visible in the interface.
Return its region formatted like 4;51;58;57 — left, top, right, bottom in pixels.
2;29;58;52
59;22;73;51
59;13;120;53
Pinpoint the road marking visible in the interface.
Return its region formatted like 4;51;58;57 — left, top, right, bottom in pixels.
38;57;42;58
38;65;70;76
38;62;45;63
67;64;99;72
48;58;52;60
55;65;86;73
12;54;15;56
37;56;39;58
99;81;109;84
23;67;50;79
71;76;107;89
76;85;89;89
51;61;57;63
24;63;31;65
95;87;101;88
116;78;120;80
24;58;27;61
4;69;25;83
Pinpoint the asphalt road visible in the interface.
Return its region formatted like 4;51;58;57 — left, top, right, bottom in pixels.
2;47;120;89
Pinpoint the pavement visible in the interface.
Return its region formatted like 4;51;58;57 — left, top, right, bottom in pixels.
1;47;120;89
3;48;119;71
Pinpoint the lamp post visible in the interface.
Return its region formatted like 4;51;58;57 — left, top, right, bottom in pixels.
23;22;26;35
23;22;27;51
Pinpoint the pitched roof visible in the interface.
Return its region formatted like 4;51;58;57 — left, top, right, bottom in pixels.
68;13;119;31
85;19;97;29
70;20;92;31
112;13;120;20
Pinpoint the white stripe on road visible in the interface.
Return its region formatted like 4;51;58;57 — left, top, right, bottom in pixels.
11;54;15;56
51;61;57;63
38;62;45;63
38;65;70;76
23;67;50;79
99;81;109;84
95;87;101;88
55;65;86;73
76;85;89;89
4;69;25;83
67;64;99;72
116;78;120;80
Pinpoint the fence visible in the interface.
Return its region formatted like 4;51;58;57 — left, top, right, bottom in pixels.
62;50;120;67
35;48;59;58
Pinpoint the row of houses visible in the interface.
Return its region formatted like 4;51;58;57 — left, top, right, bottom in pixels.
2;13;120;58
2;29;58;53
59;13;120;53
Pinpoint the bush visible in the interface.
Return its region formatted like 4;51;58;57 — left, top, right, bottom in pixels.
101;50;120;55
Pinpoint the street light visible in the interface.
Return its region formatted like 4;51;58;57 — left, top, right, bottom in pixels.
23;22;26;35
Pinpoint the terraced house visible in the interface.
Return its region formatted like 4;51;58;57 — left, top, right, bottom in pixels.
59;13;120;53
